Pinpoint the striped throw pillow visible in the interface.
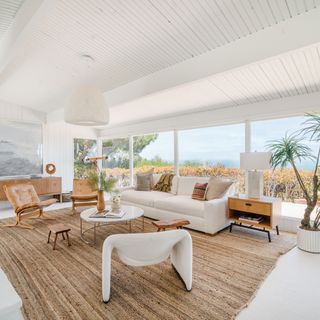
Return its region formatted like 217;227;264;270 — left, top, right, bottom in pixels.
192;182;208;201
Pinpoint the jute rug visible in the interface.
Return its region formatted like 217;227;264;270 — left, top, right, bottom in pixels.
0;208;295;320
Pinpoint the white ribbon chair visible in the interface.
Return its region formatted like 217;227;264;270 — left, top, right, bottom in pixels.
102;229;192;302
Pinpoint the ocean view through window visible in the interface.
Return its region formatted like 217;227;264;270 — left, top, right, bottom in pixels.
133;131;174;174
178;124;245;192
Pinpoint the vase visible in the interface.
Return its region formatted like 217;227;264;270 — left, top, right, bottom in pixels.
297;227;320;253
97;190;105;213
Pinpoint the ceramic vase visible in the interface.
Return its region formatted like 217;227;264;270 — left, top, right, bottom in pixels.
97;190;105;213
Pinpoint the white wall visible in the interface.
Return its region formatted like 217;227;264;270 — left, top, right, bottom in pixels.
0;99;45;123
43;109;98;192
0;102;97;194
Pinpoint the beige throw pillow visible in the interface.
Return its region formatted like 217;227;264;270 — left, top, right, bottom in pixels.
136;173;153;191
205;177;233;200
136;168;154;191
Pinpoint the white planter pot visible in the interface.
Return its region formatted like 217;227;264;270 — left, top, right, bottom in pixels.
297;227;320;253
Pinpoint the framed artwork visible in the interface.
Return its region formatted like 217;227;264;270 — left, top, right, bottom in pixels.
0;121;43;177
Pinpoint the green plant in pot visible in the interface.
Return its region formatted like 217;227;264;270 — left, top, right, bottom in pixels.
267;113;320;253
88;170;117;213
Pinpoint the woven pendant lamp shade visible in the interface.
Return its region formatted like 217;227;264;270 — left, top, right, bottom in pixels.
65;86;109;126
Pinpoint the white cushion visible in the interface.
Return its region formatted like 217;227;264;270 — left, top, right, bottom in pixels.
121;190;174;207
154;195;205;218
153;174;162;185
177;176;209;196
206;177;233;200
170;176;178;195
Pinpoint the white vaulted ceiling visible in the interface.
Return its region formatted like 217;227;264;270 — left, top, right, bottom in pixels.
108;42;320;125
0;0;25;39
1;0;320;125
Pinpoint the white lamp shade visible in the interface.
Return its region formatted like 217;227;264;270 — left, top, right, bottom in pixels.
65;86;109;126
240;152;272;170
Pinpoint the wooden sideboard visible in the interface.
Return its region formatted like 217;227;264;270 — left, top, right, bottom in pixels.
0;177;62;202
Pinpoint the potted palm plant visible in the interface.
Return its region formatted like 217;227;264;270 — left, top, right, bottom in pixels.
267;113;320;253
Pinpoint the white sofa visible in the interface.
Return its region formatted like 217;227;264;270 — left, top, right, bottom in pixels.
121;175;235;235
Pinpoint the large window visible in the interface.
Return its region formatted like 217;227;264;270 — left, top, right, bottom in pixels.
179;124;245;191
133;132;174;174
74;138;97;178
252;116;318;201
99;115;317;202
102;138;130;187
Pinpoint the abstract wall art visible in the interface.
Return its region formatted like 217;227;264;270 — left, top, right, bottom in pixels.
0;121;43;177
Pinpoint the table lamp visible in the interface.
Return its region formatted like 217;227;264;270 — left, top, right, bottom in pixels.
240;152;272;198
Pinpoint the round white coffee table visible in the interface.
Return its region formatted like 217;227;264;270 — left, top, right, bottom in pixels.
80;205;144;245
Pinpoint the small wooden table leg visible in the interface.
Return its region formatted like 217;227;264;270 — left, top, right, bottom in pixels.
66;232;71;246
47;230;51;244
53;233;58;250
62;233;65;240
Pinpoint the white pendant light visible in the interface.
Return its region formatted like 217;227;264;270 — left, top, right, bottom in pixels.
65;86;109;126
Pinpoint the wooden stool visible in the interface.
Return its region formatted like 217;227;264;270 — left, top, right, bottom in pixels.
152;219;190;232
47;224;71;250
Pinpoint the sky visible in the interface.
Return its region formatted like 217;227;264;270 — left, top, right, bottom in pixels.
139;116;319;170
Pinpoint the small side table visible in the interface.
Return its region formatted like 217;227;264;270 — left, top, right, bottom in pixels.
228;195;281;242
152;219;190;232
47;224;71;250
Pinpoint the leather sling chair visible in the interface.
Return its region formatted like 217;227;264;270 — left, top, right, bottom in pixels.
3;184;57;229
70;179;98;214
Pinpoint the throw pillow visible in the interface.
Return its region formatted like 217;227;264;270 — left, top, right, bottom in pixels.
192;182;208;201
136;170;154;191
205;176;233;200
153;173;174;192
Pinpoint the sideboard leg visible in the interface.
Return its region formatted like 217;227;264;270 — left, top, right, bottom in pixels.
276;225;279;235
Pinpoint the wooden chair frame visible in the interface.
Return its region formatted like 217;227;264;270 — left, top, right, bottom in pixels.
3;184;57;229
70;179;98;214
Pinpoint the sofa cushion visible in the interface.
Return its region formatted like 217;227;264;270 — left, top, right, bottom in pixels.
153;173;174;192
136;173;153;191
121;190;174;207
177;176;209;195
154;174;178;195
170;176;178;195
153;174;162;185
154;195;205;218
192;182;208;201
206;177;233;200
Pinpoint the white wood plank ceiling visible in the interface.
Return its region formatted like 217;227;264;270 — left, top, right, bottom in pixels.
0;0;320;120
209;43;320;105
0;0;25;39
107;43;320;125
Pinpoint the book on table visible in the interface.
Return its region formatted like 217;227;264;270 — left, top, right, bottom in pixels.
89;209;126;219
238;215;264;224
